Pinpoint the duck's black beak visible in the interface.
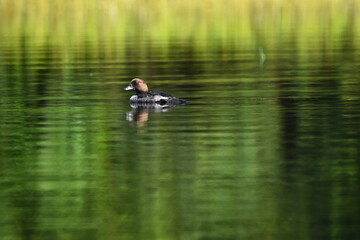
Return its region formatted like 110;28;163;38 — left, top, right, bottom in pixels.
124;84;134;91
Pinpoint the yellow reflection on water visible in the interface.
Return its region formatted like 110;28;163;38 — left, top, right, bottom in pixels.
0;0;358;46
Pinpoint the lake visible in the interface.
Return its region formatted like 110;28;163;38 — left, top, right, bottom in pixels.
1;1;360;240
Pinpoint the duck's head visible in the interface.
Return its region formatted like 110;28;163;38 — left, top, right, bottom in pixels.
124;78;149;93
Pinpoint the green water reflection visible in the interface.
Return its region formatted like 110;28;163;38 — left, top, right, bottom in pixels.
1;1;360;240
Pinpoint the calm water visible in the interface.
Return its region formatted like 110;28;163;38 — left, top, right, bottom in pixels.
0;35;360;240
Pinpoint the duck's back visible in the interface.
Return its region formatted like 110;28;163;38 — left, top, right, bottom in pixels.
130;91;187;105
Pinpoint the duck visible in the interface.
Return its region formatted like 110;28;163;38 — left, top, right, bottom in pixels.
124;78;187;105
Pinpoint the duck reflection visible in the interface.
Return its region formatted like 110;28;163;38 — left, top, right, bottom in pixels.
126;102;180;125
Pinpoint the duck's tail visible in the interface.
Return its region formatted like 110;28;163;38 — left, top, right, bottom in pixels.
174;98;188;105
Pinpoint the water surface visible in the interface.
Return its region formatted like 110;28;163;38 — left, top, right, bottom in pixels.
1;14;360;240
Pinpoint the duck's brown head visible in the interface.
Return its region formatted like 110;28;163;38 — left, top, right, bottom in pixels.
124;78;149;93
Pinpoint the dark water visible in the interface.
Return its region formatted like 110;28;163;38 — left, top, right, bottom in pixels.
0;36;359;240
